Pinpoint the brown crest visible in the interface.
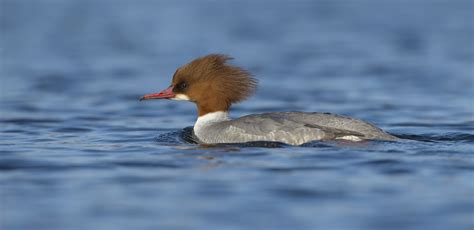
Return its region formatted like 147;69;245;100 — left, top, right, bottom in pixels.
171;54;258;116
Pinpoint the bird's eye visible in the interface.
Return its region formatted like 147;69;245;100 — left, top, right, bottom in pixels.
176;82;187;91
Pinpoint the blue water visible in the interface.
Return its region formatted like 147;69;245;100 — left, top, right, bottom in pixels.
1;0;473;229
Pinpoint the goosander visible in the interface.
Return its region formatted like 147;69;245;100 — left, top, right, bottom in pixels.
140;54;398;145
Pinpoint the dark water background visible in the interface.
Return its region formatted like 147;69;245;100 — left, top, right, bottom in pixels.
1;0;473;229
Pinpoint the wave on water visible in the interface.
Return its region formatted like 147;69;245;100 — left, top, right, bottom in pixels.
395;133;474;143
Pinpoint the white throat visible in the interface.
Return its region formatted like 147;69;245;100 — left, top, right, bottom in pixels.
194;111;230;136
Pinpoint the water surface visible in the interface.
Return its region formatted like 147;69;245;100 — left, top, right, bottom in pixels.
1;0;473;229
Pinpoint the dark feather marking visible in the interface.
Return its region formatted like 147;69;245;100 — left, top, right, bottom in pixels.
304;124;365;138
